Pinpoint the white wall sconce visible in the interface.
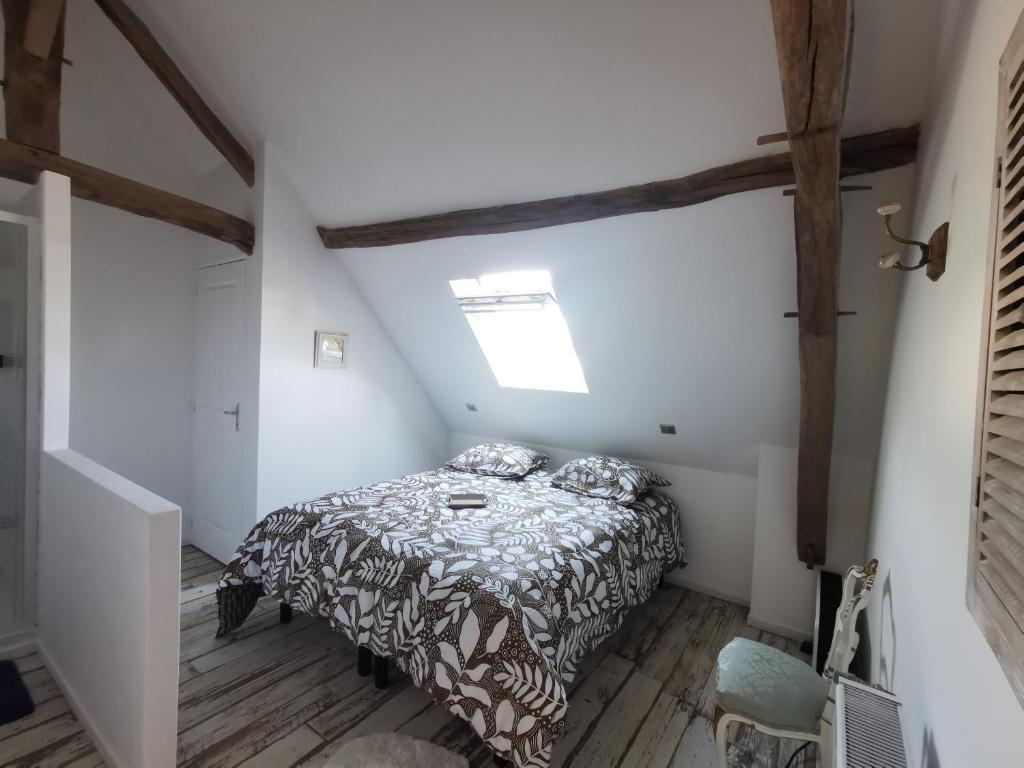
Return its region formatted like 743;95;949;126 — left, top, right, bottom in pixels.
876;203;949;281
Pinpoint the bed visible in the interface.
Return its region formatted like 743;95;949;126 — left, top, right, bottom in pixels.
216;465;686;768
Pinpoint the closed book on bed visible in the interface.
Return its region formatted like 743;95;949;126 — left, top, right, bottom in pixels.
448;493;486;509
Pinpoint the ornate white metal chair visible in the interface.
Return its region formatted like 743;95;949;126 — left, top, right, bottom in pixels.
713;559;878;767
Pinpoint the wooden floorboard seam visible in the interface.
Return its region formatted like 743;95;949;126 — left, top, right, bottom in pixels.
177;662;362;767
555;655;638;767
597;596;720;767
178;630;352;734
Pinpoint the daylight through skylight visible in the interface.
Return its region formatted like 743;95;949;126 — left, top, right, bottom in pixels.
450;270;589;393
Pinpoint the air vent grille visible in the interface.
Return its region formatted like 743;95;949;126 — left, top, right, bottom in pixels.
837;678;908;768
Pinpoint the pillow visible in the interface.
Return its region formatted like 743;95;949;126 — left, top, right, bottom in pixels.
446;443;548;478
551;455;670;504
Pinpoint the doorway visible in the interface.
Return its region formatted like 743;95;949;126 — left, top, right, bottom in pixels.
191;260;246;564
0;215;35;639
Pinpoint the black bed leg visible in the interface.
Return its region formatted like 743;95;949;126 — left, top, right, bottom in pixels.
279;603;292;624
373;654;390;689
658;575;665;589
357;646;372;677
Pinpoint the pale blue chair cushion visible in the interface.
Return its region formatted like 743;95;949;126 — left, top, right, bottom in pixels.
716;637;829;733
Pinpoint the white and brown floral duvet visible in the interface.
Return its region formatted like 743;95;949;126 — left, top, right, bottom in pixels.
216;468;687;767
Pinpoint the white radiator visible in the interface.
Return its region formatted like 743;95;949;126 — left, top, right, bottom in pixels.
835;675;909;768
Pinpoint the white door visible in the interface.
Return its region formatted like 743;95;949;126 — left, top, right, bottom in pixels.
192;260;246;564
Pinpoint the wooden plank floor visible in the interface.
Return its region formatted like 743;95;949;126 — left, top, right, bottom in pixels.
0;651;106;767
1;545;817;767
177;545;816;768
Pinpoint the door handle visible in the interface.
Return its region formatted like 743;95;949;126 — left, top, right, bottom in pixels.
224;403;240;431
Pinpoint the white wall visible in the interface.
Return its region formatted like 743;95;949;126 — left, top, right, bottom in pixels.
450;432;757;605
254;144;449;518
749;445;873;640
343;164;913;480
867;2;1024;766
67;202;198;529
38;450;180;768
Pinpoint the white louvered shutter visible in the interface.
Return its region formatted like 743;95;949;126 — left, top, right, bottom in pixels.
970;10;1024;706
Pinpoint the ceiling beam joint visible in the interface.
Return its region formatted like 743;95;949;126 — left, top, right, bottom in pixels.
3;0;64;153
22;0;65;60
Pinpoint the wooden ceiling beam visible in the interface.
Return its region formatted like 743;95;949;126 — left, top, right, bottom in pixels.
0;137;254;253
22;0;64;59
3;0;253;252
92;0;255;187
317;126;916;249
770;0;854;566
3;0;64;152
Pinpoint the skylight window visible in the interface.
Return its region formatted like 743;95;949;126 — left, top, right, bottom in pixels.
450;270;589;393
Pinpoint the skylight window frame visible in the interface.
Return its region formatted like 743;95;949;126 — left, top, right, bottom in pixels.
449;271;588;394
456;292;554;313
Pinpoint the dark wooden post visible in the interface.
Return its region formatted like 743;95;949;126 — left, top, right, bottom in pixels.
2;0;65;153
769;0;853;566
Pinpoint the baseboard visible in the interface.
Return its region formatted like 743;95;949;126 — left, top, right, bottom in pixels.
36;641;121;768
0;629;37;658
746;613;812;644
666;573;751;607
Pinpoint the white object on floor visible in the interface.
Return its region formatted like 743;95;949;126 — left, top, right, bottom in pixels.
323;733;469;768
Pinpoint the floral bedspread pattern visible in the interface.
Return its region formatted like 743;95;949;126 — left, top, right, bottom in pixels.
216;469;687;768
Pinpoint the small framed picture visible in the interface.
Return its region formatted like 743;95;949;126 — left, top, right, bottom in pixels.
314;331;348;369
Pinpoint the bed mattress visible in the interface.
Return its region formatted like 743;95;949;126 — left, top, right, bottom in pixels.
216;468;686;767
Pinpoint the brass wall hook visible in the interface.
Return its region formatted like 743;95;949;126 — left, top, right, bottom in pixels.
876;202;949;281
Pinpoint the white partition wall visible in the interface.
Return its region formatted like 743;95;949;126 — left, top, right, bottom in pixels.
38;450;180;767
37;173;70;453
34;171;182;768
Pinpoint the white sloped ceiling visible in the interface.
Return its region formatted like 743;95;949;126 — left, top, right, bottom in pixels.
120;0;939;476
